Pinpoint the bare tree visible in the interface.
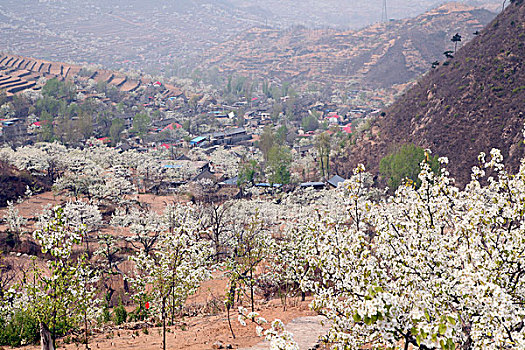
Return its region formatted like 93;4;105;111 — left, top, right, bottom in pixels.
0;251;16;299
198;202;232;262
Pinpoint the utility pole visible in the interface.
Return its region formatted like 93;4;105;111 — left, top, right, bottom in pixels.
381;0;388;23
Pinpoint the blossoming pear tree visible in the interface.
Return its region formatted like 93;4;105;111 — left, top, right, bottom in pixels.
4;200;28;239
127;203;210;350
302;149;525;349
28;206;100;350
223;212;275;338
238;307;299;350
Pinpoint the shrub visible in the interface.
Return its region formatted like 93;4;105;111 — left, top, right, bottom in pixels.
379;144;440;190
100;305;111;324
301;115;319;132
0;311;40;346
112;300;127;326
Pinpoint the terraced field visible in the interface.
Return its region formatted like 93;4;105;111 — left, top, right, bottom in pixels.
0;53;182;97
199;3;496;90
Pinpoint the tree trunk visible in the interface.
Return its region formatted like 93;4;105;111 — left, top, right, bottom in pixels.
282;282;289;311
226;306;236;339
85;235;91;259
84;308;90;349
403;333;410;350
40;322;55;350
162;297;167;350
250;269;255;314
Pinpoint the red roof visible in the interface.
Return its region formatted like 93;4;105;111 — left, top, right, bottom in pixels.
160;143;171;149
342;123;352;134
161;123;183;132
161;124;174;132
154;81;162;85
32;121;42;127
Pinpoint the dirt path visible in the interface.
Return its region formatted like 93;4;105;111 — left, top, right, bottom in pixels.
240;315;330;350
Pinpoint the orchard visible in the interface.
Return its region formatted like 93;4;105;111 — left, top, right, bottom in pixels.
2;138;525;350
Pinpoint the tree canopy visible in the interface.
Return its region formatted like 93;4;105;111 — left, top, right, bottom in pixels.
379;144;440;190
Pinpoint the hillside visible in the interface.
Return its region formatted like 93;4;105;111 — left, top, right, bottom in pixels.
0;53;182;97
0;161;49;207
0;0;501;75
341;0;525;186
226;0;501;28
199;3;496;89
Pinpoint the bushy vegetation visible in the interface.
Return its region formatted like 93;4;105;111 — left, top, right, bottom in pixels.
112;300;127;326
379;143;440;190
0;311;40;346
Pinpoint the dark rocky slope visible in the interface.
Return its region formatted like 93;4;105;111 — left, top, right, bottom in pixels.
341;0;525;186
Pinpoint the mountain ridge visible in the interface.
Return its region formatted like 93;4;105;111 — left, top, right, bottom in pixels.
199;3;496;90
0;0;502;75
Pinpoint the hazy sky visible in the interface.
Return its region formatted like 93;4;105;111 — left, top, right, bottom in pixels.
19;0;503;28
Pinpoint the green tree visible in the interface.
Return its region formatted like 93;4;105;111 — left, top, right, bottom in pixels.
301;115;319;132
451;33;462;53
262;80;270;97
379;144;440;191
276;125;288;144
39;111;55;142
259;126;275;162
272;103;283;122
54;115;75;144
0;90;7;106
76;112;93;141
109;118;125;145
226;75;232;94
189;95;200;112
266;145;292;185
42;78;76;101
132;112;151;137
282;82;290;97
238;159;260;187
270;86;281;100
315;132;331;178
182;120;191;132
36;97;61;117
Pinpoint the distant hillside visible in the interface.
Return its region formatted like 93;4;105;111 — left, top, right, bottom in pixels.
341;0;525;186
226;0;501;28
199;3;495;90
0;0;501;75
0;53;182;98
